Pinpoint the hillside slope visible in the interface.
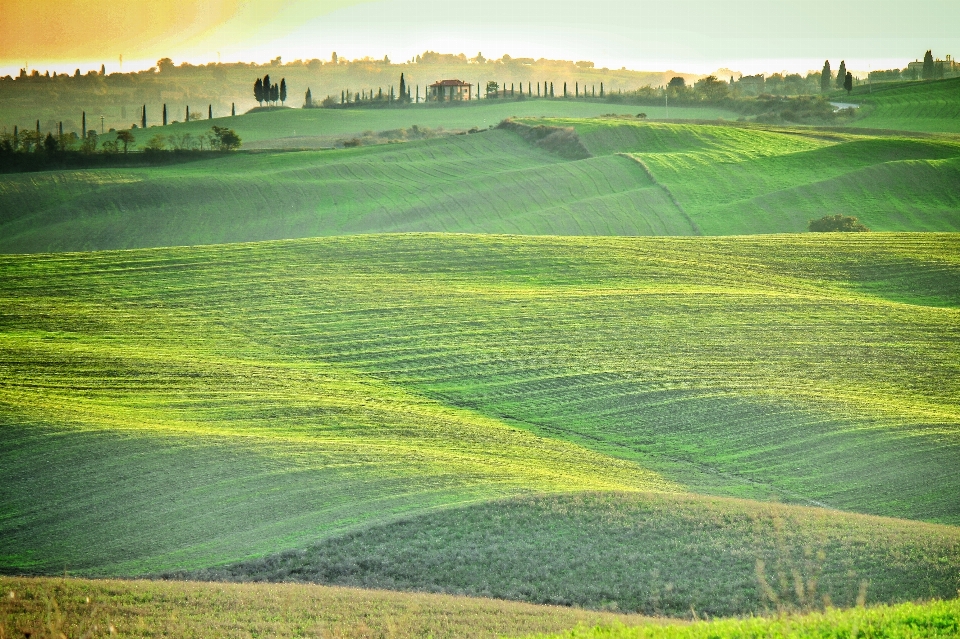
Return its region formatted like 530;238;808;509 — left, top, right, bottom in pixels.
844;77;960;133
536;118;960;234
3;121;960;253
2;234;958;586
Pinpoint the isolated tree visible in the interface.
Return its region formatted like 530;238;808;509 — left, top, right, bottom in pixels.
43;132;59;153
550;82;554;97
305;88;313;107
163;104;167;126
280;78;287;105
186;105;190;121
835;61;847;89
600;82;604;98
331;52;338;64
922;50;934;80
232;103;236;116
808;214;869;232
82;111;86;138
100;64;106;76
141;105;146;129
116;130;135;153
820;60;832;92
208;105;213;119
210;125;241;150
399;73;406;100
564;81;567;97
254;78;264;105
844;72;853;94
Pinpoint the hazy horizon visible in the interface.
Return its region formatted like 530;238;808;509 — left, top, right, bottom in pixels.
3;0;958;79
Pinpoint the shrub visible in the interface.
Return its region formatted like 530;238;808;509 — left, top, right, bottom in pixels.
808;214;870;232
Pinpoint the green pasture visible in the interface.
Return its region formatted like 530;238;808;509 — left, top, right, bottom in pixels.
1;234;958;598
531;118;960;235
3;577;958;639
528;599;960;639
842;77;960;133
187;492;960;617
3;120;960;253
125;100;736;148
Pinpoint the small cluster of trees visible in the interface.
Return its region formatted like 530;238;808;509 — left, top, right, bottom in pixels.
819;61;853;94
144;126;241;152
808;214;870;232
254;75;287;106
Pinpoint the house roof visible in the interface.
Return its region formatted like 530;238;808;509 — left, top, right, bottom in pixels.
430;79;470;87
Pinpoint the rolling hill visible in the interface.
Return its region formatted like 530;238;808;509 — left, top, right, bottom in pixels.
2;233;958;615
2;119;959;253
842;77;960;134
127;100;736;149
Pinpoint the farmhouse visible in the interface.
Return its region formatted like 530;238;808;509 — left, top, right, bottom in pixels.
429;79;472;101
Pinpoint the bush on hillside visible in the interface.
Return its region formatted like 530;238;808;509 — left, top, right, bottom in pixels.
808;215;870;232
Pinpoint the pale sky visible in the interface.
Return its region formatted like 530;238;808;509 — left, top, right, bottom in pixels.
3;0;958;77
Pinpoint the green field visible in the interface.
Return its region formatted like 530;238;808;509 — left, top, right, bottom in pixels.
842;77;960;133
130;100;737;148
3;577;958;639
3;119;959;253
2;233;958;615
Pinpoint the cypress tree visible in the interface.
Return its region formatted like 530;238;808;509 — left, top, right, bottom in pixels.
537;82;541;97
272;83;280;103
263;74;271;101
279;78;287;105
835;61;847;89
600;82;604;98
186;105;190;121
208;104;212;119
36;120;40;133
82;112;86;138
305;88;312;107
511;82;514;96
100;64;105;76
142;104;146;129
844;71;853;94
254;78;264;105
341;90;345;104
232;103;236;116
13;126;17;149
935;60;945;80
528;82;531;97
163;104;167;126
820;60;832;93
576;82;579;97
922;50;934;80
400;73;407;100
564;82;567;97
550;82;554;97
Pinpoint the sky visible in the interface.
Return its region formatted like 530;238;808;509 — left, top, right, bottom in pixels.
3;0;959;77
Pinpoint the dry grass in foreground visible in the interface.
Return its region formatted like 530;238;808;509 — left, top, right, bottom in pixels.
0;577;659;639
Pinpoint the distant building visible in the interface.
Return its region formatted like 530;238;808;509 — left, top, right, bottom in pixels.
429;79;472;101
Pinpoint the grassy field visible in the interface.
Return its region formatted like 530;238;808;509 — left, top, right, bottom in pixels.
126;100;737;148
529;599;960;639
0;576;655;639
1;234;958;608
2;579;958;639
3;119;959;253
180;492;960;617
841;77;960;134
531;118;960;235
